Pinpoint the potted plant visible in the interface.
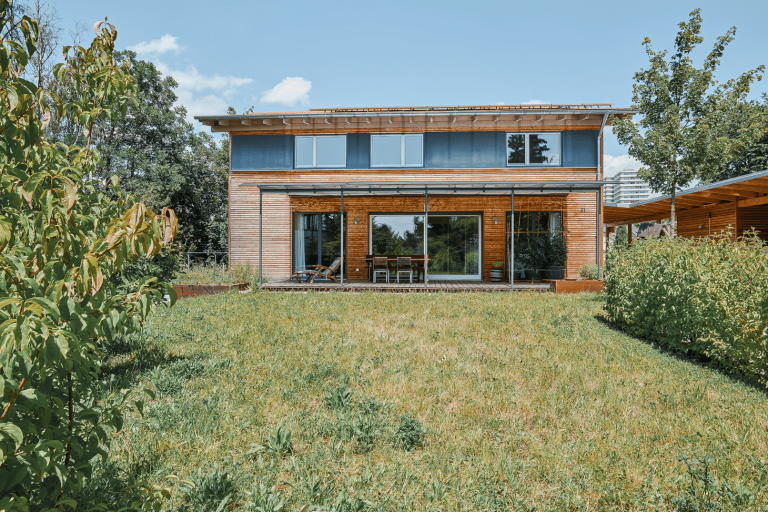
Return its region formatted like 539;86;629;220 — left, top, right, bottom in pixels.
490;261;504;282
543;232;567;280
525;233;547;281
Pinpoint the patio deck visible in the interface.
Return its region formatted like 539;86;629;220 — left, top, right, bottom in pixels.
261;279;551;293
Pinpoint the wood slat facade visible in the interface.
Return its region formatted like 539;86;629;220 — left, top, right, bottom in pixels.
230;169;601;280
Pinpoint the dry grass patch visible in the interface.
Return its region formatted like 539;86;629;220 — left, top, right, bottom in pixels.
104;291;768;511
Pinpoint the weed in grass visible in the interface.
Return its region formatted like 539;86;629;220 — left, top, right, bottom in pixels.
178;468;237;512
303;362;342;384
290;466;337;505
249;425;294;458
670;455;768;512
393;414;427;451
148;366;186;397
244;482;285;512
324;385;354;411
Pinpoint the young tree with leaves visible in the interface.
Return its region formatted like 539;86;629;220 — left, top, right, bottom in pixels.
612;9;767;235
0;5;177;509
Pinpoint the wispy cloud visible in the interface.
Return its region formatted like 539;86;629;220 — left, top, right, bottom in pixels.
521;99;549;105
128;34;182;55
260;77;312;108
603;153;642;178
154;62;254;120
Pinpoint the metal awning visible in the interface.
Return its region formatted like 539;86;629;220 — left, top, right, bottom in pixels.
242;180;614;195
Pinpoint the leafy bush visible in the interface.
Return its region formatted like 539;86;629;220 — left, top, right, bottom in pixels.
0;7;178;510
394;414;427;451
112;244;184;294
604;231;768;385
579;263;599;280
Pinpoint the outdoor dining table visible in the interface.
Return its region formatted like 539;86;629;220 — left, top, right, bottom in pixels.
360;256;431;282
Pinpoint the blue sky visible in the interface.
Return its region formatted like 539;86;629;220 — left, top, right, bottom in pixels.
60;0;768;177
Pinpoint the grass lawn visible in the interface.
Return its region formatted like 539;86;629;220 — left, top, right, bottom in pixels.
105;291;768;511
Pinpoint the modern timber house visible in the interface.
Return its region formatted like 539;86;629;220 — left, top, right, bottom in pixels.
196;104;635;286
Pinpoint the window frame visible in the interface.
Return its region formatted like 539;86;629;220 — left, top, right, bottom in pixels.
370;134;424;168
294;135;347;168
505;132;562;167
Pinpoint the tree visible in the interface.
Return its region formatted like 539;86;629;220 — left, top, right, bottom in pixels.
612;9;768;235
705;94;768;182
0;6;177;509
47;51;229;252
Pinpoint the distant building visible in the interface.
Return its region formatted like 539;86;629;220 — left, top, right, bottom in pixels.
604;169;652;206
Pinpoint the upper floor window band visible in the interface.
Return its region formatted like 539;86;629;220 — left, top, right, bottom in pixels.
296;135;346;168
507;133;561;166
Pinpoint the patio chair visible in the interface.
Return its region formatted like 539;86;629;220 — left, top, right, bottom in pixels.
372;256;389;283
290;257;342;283
396;256;412;284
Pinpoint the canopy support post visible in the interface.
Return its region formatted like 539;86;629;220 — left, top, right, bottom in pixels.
597;188;602;280
424;189;428;288
259;189;263;288
340;190;344;286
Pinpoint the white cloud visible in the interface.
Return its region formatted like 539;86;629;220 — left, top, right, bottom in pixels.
128;34;182;56
603;153;642;179
153;61;253;121
496;102;505;105
260;77;312;108
522;99;548;105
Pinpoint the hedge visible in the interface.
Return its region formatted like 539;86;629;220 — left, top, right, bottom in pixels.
604;230;768;385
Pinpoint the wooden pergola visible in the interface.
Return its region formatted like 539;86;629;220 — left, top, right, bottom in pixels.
603;170;768;243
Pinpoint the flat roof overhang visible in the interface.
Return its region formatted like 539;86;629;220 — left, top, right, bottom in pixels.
195;104;636;130
242;181;614;196
603;169;768;227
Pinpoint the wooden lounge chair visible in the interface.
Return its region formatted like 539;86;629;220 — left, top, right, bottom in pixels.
290;257;342;283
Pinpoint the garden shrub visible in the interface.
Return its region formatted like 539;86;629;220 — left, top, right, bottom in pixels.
579;264;599;280
604;230;768;385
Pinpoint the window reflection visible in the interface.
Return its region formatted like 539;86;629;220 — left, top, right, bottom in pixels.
293;213;346;273
507;134;525;164
529;134;560;165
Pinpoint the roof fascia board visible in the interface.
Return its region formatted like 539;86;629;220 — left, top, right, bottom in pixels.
195;109;636;121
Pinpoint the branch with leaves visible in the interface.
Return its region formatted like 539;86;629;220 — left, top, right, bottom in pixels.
0;3;177;509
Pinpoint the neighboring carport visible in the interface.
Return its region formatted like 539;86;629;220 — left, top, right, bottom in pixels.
603;169;768;243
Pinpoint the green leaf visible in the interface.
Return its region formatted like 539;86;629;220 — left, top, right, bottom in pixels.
27;297;60;323
0;423;23;449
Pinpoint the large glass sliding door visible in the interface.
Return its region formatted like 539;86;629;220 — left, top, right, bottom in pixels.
293;213;346;275
369;214;482;280
427;216;481;279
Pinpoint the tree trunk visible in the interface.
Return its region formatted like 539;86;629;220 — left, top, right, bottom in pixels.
670;180;677;238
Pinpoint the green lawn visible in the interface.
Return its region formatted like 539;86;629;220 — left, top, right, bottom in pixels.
105;291;768;511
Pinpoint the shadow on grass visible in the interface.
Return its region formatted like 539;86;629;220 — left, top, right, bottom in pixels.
99;334;187;388
594;313;768;395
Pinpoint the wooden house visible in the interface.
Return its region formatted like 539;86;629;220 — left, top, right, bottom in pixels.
196;104;635;284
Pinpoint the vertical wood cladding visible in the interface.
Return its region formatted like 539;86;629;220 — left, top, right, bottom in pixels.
229;170;601;280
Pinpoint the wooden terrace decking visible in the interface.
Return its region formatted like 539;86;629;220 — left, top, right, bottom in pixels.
260;279;551;293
